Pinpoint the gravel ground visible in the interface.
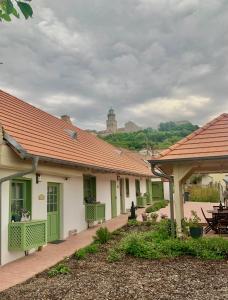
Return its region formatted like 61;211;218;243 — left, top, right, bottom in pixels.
1;226;228;300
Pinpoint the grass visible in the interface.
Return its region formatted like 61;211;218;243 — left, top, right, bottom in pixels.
93;227;112;244
189;185;219;202
145;199;169;213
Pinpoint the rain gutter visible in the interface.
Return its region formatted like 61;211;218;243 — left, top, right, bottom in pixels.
150;163;175;238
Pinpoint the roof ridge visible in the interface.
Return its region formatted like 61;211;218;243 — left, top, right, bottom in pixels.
0;89;79;130
158;113;227;158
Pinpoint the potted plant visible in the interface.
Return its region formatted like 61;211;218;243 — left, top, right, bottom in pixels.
188;210;203;238
20;208;31;222
11;212;21;222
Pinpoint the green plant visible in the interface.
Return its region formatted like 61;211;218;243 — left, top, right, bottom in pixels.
150;212;158;223
48;263;70;277
118;225;228;260
74;248;87;260
188;185;219;202
128;219;140;226
107;249;123;262
93;227;112;244
188;210;202;228
84;243;99;254
145;200;169;213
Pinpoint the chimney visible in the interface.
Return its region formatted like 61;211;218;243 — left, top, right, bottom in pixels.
61;115;72;125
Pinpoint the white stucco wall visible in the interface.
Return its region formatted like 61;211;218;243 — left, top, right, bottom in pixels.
163;181;170;200
0;161;150;265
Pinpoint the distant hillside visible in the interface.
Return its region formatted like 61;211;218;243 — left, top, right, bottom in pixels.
100;121;199;151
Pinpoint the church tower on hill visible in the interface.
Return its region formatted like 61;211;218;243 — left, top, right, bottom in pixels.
106;108;118;133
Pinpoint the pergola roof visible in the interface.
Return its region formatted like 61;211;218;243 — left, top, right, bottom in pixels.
149;114;228;175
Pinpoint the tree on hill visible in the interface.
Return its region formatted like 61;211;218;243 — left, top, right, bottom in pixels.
100;122;199;151
0;0;33;22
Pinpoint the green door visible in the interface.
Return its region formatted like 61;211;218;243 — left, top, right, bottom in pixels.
47;183;60;242
152;182;164;201
111;181;117;218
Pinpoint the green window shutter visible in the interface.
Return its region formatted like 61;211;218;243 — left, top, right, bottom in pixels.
125;178;130;197
10;179;32;220
83;175;96;202
91;176;96;200
135;179;140;196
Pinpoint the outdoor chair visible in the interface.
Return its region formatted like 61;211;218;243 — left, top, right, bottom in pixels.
201;208;217;234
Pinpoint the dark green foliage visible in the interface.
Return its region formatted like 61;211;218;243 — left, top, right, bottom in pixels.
119;220;228;260
84;243;99;254
93;227;112;244
48;263;70;277
100;122;198;150
0;0;33;22
74;243;99;260
145;200;169;213
74;248;87;260
128;219;140;226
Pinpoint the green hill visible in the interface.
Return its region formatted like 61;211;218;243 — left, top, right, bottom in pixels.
100;121;199;150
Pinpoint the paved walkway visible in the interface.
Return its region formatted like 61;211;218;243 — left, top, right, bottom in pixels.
0;208;144;292
158;201;219;222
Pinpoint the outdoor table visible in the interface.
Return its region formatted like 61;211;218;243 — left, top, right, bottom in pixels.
207;209;228;234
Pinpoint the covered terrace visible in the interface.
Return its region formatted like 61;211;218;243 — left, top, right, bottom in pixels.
149;113;228;236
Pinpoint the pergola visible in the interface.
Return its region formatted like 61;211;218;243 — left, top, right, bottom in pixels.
149;114;228;236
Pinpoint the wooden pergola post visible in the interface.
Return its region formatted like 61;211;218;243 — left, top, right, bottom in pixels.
173;164;194;237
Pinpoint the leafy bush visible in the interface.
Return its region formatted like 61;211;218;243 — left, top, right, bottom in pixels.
84;243;99;254
107;249;123;262
93;227;112;244
119;220;228;260
145;200;169;213
48;263;70;277
74;248;87;260
189;185;219;202
74;243;99;260
128;219;140;226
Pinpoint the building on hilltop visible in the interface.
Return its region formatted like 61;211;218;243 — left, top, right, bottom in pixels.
98;108;141;136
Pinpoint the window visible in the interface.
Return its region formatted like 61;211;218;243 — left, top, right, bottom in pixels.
83;175;96;203
125;178;130;197
135;179;140;197
10;179;31;219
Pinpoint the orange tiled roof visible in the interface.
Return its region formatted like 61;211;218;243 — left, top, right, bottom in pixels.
0;90;152;176
153;114;228;162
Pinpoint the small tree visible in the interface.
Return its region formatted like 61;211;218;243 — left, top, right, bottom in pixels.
0;0;33;22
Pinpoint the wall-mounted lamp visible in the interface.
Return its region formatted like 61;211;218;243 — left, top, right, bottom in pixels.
36;173;42;184
65;177;70;181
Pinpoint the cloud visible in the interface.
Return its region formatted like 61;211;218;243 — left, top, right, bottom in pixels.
0;0;228;130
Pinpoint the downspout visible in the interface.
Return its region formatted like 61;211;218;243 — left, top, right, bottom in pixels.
151;163;175;238
0;156;39;265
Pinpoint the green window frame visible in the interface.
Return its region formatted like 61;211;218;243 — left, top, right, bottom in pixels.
10;179;32;220
125;178;130;197
83;175;96;203
135;179;140;197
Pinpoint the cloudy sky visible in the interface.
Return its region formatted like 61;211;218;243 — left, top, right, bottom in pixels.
1;0;228;130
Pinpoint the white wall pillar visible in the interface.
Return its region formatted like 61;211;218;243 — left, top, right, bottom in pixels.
173;165;194;237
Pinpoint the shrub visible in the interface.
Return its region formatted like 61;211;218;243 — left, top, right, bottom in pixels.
119;220;228;260
74;248;87;260
145;200;169;213
84;243;99;254
150;212;158;223
48;263;70;277
93;227;112;244
189;185;219;202
128;219;140;226
107;249;123;262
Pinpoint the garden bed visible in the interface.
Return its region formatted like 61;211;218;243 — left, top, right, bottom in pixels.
1;222;228;300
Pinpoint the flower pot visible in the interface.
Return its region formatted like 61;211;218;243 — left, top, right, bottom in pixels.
189;226;203;238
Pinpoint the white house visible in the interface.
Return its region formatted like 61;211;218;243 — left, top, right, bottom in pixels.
0;90;159;265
